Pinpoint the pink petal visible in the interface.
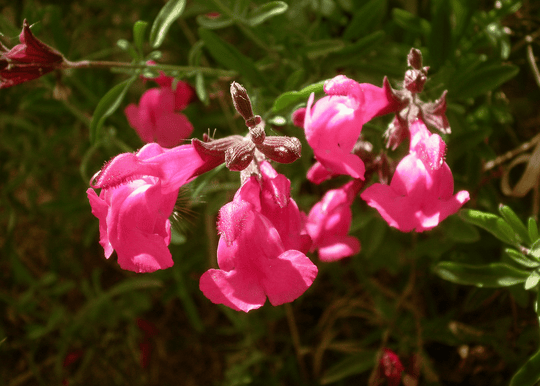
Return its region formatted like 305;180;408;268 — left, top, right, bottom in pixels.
86;188;114;258
154;113;194;148
318;236;361;262
125;104;153;143
260;250;318;306
199;268;266;312
306;161;335;184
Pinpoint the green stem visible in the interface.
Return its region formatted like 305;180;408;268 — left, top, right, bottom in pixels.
64;60;236;77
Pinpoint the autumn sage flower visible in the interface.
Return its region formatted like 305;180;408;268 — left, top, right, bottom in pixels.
361;119;469;232
0;19;65;88
125;75;195;148
306;180;362;262
304;75;406;182
199;162;317;312
87;142;223;272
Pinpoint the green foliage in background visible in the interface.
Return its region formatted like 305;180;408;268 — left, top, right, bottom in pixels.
2;0;540;384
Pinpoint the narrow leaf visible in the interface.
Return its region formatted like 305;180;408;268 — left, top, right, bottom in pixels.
450;63;519;100
460;209;518;245
392;8;430;36
525;271;540;290
89;76;137;144
435;262;530;287
428;0;452;69
510;348;540;386
320;351;376;384
150;0;187;48
302;39;345;59
530;239;540;259
271;81;325;112
133;20;148;57
499;205;531;244
195;72;209;105
196;14;234;29
198;28;265;86
505;248;540;268
529;217;539;243
343;0;386;41
247;1;288;27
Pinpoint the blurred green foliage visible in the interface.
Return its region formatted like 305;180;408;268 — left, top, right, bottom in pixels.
1;0;540;384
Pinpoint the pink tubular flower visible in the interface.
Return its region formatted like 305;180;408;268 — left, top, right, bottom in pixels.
361;119;470;232
199;163;317;312
125;74;194;148
0;19;65;89
306;180;361;262
304;75;405;182
87;142;223;272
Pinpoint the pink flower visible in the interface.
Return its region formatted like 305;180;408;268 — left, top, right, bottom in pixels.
199;165;317;312
361;120;469;232
304;75;405;181
306;180;361;262
125;77;194;148
87;143;222;272
0;19;65;88
291;107;306;128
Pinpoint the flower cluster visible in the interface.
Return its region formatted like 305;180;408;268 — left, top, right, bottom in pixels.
84;48;469;311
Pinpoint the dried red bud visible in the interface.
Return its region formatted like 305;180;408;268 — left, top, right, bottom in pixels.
407;48;423;70
230;81;254;122
225;139;256;171
379;349;404;386
245;115;262;128
256;136;302;164
248;121;266;144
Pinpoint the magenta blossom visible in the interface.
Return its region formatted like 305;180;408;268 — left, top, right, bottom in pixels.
304;75;405;182
361;120;469;232
125;77;194;148
0;19;65;89
306;180;361;262
199;165;317;312
87;142;222;272
379;348;405;386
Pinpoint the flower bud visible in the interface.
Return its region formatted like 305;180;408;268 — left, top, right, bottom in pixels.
248;121;266;144
403;68;427;94
225;139;255;171
230;81;254;122
256;136;302;164
407;48;423;70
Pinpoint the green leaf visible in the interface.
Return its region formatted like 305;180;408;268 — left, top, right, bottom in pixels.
247;1;288;27
460;209;518;245
150;0;187;48
199;28;265;86
435;262;530;287
392;8;430;36
529;217;539;242
510;348;540;386
196;14;234;29
505;248;540;268
320;351;377;384
302;39;345;59
450;63;519;100
428;0;452;69
343;0;386;41
525;271;540;290
195;72;209;106
271;81;325;112
445;215;480;243
133;20;148;56
530;239;540;259
499;205;531;244
89;76;137;144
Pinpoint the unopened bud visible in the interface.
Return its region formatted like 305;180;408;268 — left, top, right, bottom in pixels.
404;69;427;93
256;136;302;164
225;139;255;171
291;107;306;128
192;135;243;159
407;48;423;70
248;121;265;144
230;81;254;122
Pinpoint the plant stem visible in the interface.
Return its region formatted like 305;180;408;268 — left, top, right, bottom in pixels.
64;60;236;77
